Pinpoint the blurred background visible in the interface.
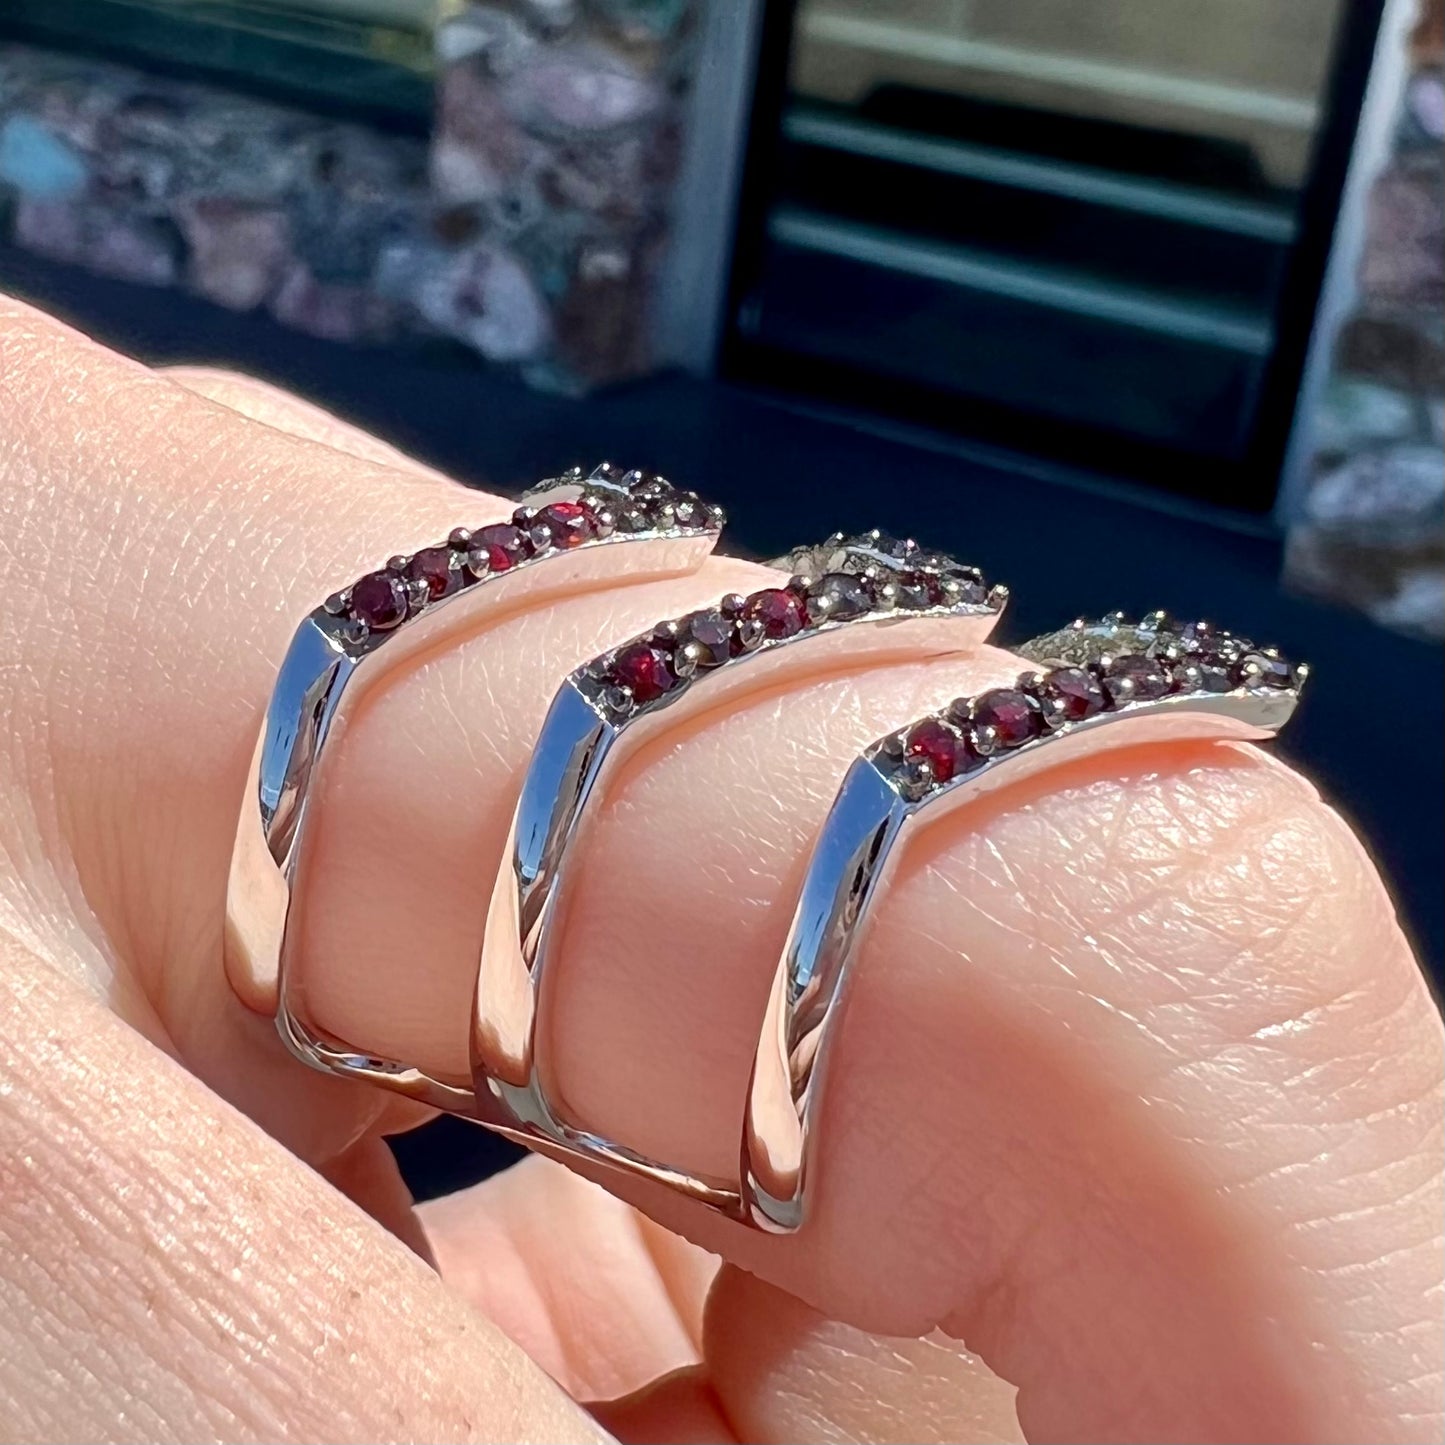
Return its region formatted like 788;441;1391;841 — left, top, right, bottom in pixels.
0;0;1439;1193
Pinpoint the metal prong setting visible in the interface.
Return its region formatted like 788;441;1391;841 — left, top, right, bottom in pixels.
876;612;1306;802
228;461;724;1110
580;531;1000;724
321;463;723;653
469;533;1008;1205
740;611;1308;1232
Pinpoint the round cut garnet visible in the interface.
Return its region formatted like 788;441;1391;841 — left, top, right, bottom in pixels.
904;717;965;783
349;570;408;631
678;611;736;667
971;688;1042;748
1036;666;1104;722
472;522;528;572
405;546;456;602
610;642;677;704
741;588;806;639
1103;654;1171;704
537;500;598;549
805;572;874;625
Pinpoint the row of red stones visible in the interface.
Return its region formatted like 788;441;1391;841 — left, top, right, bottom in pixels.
596;558;984;711
602;585;810;707
335;480;713;640
900;631;1297;788
341;500;606;635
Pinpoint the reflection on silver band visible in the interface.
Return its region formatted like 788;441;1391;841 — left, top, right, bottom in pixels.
742;611;1308;1230
469;531;1009;1199
225;464;723;1102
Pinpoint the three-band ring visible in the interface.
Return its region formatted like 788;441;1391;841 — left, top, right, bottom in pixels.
741;610;1308;1229
229;484;1309;1237
470;532;1009;1203
225;463;724;1104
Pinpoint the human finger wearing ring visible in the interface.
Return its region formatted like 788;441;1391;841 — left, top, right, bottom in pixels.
0;298;1440;1445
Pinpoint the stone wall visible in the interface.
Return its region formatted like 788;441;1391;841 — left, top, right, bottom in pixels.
0;0;699;387
1284;0;1445;638
427;0;698;388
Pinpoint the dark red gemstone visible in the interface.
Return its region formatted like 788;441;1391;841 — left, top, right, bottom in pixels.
349;570;408;630
473;522;528;572
405;546;455;601
678;611;736;666
805;572;874;625
537;500;598;549
741;588;807;639
972;687;1042;747
1104;654;1171;703
904;718;965;783
1036;666;1104;721
611;642;677;704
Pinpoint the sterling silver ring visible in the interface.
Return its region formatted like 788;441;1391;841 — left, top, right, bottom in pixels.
225;463;724;1105
469;532;1010;1202
742;611;1309;1230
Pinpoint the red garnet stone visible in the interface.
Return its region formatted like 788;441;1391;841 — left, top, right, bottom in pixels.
611;643;677;704
1105;654;1171;701
405;546;455;601
538;501;599;549
741;588;806;639
472;522;529;571
349;570;408;630
1038;666;1104;721
971;687;1041;747
904;718;965;783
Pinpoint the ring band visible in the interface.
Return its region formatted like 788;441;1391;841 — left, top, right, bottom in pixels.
742;610;1309;1230
470;531;1009;1203
225;463;723;1104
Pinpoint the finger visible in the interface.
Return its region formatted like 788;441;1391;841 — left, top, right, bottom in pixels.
0;295;724;1164
6;297;1440;1438
0;934;601;1445
297;590;1008;1079
162;365;454;481
593;1374;734;1444
420;1156;717;1404
570;744;1443;1444
425;1161;1022;1444
698;1267;1022;1445
322;1135;435;1263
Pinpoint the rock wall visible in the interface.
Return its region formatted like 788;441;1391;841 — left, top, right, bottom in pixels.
0;0;698;388
1285;0;1445;638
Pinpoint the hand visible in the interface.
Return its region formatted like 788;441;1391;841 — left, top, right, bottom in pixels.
1;294;1439;1444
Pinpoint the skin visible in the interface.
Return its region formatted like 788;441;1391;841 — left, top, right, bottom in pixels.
0;293;1439;1443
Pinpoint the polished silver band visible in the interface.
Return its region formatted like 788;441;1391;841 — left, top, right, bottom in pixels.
470;532;1009;1203
741;611;1308;1230
225;463;723;1105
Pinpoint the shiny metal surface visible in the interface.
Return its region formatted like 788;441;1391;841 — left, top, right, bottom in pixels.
740;617;1307;1229
469;536;1007;1205
225;465;722;1101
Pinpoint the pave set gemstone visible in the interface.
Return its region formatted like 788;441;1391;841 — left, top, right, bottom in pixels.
587;530;1002;721
324;464;721;646
882;611;1305;799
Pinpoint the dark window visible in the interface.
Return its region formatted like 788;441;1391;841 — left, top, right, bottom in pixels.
726;0;1386;513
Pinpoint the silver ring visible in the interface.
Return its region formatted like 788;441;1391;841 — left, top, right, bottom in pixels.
742;610;1309;1231
470;531;1010;1203
225;463;724;1105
